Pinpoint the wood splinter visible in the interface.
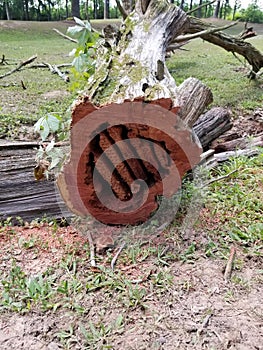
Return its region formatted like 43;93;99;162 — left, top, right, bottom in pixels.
224;246;236;282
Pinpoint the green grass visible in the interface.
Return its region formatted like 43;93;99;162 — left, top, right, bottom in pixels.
167;36;263;110
0;21;75;133
204;152;263;248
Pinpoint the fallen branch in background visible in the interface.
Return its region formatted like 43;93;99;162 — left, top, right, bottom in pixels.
0;55;37;79
0;54;71;82
186;17;263;78
0;54;8;65
53;28;78;43
43;62;70;82
28;62;71;69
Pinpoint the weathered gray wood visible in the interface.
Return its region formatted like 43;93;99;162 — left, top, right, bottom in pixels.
214;148;259;162
193;107;232;150
0;141;71;223
212;132;263;152
199;147;260;170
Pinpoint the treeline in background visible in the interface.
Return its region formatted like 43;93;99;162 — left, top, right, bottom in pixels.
1;0;263;23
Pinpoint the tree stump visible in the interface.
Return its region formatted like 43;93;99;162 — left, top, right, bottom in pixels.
57;0;213;225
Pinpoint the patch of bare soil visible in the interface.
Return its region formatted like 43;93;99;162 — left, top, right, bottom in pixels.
211;108;263;151
228;108;263;138
0;224;262;349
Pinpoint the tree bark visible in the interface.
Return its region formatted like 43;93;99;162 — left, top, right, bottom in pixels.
4;0;11;20
104;0;110;19
213;0;220;18
57;0;217;225
71;0;80;18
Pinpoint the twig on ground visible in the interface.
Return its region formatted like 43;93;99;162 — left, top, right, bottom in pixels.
0;54;8;65
21;80;26;90
201;168;240;188
111;242;126;270
29;63;72;69
0;55;37;79
197;313;213;336
224;246;236;282
212;329;223;343
87;231;96;267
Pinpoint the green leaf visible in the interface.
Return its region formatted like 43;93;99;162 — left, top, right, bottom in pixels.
34;117;50;141
67;25;84;37
73;17;86;27
45;139;55;153
72;54;88;72
46;114;61;133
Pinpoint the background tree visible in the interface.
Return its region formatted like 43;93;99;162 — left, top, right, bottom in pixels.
232;0;241;20
71;0;80;17
242;0;263;23
104;0;109;18
213;0;221;17
4;0;11;19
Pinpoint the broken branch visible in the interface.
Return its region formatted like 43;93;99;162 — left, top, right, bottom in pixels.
0;55;37;79
111;242;126;270
201;168;240;188
53;28;77;43
173;21;238;44
187;0;216;15
43;62;70;82
185;16;263;78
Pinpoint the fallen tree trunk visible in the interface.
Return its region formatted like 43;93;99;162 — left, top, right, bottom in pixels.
0;107;232;223
57;0;215;225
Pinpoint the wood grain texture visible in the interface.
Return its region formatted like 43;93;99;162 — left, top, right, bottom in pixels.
0;142;71;222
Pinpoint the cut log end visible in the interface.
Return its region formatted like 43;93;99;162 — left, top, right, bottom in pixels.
57;99;202;225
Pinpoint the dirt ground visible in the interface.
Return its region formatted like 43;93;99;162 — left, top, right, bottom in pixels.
0;219;262;350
